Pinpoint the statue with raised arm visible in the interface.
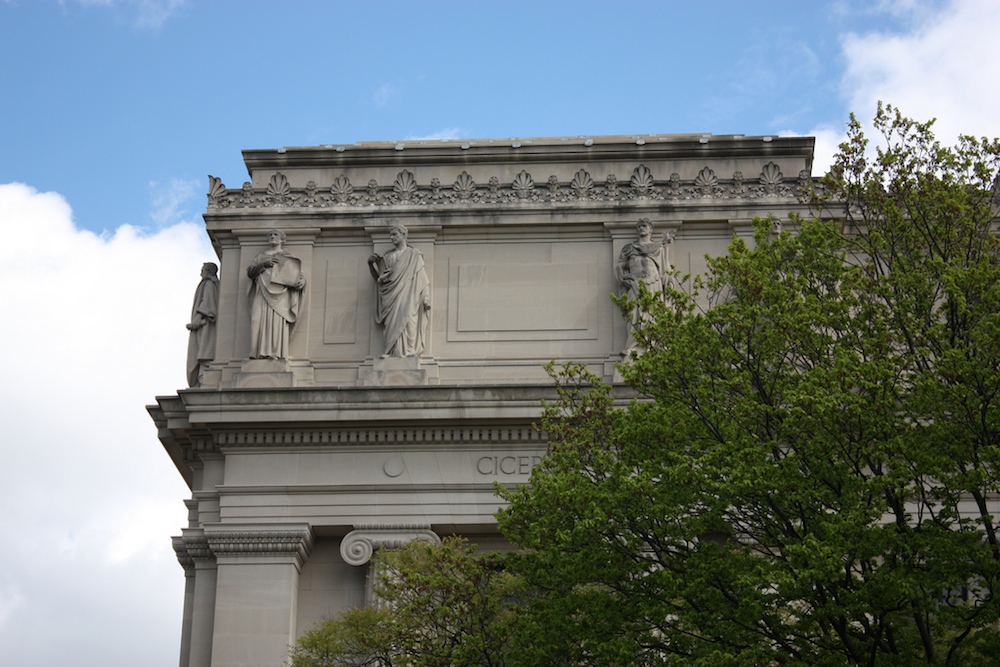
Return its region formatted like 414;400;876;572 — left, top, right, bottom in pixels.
247;229;306;359
186;262;219;386
616;218;669;356
368;224;431;357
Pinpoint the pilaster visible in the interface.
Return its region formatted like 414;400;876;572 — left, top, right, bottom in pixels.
172;537;196;667
181;531;217;667
205;524;314;667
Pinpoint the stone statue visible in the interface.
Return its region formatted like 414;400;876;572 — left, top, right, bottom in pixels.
368;224;431;357
247;229;306;360
616;218;669;356
186;262;219;386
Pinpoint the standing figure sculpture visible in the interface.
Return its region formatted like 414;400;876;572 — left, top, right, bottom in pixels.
247;229;306;359
368;224;431;357
616;218;669;356
186;262;219;386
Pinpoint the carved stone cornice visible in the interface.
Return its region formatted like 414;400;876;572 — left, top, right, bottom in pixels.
174;383;631;426
242;134;816;167
340;524;441;566
204;526;313;567
206;163;817;211
172;536;194;571
180;533;213;562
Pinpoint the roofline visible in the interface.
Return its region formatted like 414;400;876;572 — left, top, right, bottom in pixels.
242;133;816;175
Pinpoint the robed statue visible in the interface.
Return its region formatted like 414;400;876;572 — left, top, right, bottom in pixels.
186;262;219;386
616;218;669;356
368;224;431;357
246;229;306;359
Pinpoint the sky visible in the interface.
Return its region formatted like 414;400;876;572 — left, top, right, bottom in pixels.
1;0;999;665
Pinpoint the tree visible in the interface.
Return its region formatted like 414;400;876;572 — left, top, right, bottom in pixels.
288;605;399;667
497;105;1000;666
288;537;523;667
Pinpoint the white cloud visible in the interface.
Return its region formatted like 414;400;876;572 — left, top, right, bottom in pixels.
798;0;1000;175
71;0;186;29
0;587;23;632
0;182;212;666
149;177;201;228
373;82;396;107
779;124;845;178
133;0;185;29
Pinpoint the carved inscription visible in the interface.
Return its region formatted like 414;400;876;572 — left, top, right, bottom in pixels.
476;455;542;476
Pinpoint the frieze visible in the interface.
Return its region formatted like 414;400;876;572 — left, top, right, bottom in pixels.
206;162;818;210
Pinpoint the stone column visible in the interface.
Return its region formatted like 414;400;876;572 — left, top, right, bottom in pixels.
181;531;217;667
205;524;313;667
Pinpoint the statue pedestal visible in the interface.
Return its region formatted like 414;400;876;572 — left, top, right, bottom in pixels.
358;357;439;386
231;359;315;388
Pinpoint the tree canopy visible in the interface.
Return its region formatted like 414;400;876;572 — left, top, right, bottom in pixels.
291;106;1000;667
498;104;1000;666
287;537;522;667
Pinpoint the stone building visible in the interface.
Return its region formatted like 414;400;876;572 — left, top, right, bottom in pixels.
148;132;817;667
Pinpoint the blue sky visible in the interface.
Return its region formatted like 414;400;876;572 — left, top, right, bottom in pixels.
2;1;999;666
1;0;913;235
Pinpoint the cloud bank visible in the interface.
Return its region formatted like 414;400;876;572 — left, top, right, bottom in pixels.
0;182;213;666
808;0;1000;174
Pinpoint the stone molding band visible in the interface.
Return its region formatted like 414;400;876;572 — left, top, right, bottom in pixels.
174;526;314;568
207;528;313;556
172;536;195;570
212;426;547;447
179;534;213;563
340;524;441;566
207;162;813;210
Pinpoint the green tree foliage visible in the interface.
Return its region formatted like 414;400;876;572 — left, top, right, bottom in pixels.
288;606;398;667
287;537;523;667
497;105;1000;666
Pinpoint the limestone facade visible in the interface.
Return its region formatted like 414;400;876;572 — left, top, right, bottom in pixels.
149;133;817;667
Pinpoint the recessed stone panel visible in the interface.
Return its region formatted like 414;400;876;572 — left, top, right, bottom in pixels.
448;259;599;341
322;257;360;344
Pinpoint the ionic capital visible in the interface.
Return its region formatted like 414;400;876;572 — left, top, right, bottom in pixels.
340;524;441;566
